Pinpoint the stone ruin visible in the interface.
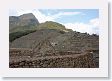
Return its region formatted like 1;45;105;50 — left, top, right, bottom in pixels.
9;48;99;68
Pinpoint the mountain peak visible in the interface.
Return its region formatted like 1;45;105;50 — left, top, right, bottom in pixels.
19;13;36;20
9;13;39;33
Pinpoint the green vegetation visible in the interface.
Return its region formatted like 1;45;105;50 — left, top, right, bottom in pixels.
9;30;36;42
38;21;65;29
37;21;72;32
10;25;37;33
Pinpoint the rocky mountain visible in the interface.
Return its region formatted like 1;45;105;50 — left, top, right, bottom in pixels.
9;13;99;55
9;13;39;33
9;13;99;68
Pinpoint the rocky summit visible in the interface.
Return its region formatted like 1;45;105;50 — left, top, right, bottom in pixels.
9;13;99;68
9;13;39;33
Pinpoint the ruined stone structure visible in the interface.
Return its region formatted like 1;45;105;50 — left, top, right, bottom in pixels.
9;48;98;68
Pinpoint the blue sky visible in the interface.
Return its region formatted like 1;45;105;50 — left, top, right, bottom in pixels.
39;9;99;24
9;9;99;34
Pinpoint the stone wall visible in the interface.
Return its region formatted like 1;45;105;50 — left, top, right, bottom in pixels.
9;48;98;68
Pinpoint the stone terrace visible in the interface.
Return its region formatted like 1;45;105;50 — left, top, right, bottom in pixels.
9;48;98;68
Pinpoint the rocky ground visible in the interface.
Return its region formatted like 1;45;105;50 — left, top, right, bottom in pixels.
9;48;98;68
9;30;99;68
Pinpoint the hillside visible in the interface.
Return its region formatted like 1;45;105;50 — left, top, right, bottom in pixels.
10;30;99;53
9;13;99;68
38;21;72;32
10;29;66;48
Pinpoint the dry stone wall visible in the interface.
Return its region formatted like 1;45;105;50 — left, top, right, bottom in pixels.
9;48;98;68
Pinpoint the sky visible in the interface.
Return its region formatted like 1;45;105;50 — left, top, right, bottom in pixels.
9;9;99;34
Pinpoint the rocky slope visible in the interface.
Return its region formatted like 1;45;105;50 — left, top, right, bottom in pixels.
10;30;99;53
9;13;99;68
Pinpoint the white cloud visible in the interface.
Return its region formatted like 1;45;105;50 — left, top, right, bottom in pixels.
33;10;81;23
90;18;99;27
49;12;81;20
15;9;52;23
9;9;55;23
10;9;81;23
32;10;55;23
64;18;99;35
61;12;81;15
9;9;99;34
